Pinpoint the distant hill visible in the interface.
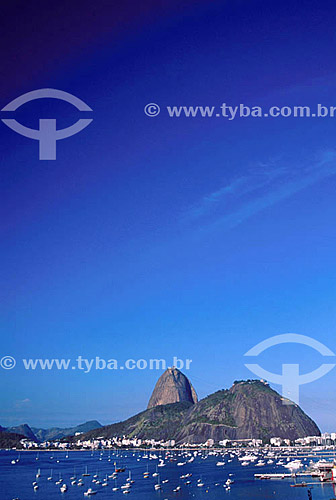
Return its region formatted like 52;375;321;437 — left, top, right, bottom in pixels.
0;429;25;448
0;420;102;443
6;424;37;442
83;402;193;441
32;420;102;441
82;373;320;444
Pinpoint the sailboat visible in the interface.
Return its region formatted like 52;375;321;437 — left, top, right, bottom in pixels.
114;461;125;473
11;453;20;464
112;479;119;491
197;476;204;487
143;463;150;478
36;468;41;479
60;483;68;493
83;465;90;476
126;471;134;484
56;472;63;485
153;465;159;477
154;474;162;490
102;474;109;486
84;487;97;496
47;469;53;481
70;466;76;480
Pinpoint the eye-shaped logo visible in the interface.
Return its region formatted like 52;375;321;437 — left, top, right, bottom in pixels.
244;333;335;405
1;89;93;160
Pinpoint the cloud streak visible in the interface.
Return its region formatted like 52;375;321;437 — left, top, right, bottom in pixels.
15;398;31;408
182;150;336;232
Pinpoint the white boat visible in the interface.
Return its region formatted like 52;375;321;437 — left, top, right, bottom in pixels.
153;465;159;477
60;484;68;493
197;477;205;487
126;471;134;483
83;466;90;476
112;479;119;491
56;480;62;485
239;455;257;462
84;488;97;496
154;474;162;490
284;460;303;470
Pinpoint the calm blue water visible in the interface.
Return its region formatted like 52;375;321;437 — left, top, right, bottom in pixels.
0;450;335;500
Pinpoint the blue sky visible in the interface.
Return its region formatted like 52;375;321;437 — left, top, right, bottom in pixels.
1;0;336;431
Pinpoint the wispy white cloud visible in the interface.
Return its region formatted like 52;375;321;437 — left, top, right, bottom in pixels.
15;398;31;408
182;150;336;232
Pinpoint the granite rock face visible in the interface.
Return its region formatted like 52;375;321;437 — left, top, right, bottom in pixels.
147;367;198;409
83;377;320;444
175;380;321;443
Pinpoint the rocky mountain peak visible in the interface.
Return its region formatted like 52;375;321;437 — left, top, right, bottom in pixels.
147;367;198;409
83;377;320;444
